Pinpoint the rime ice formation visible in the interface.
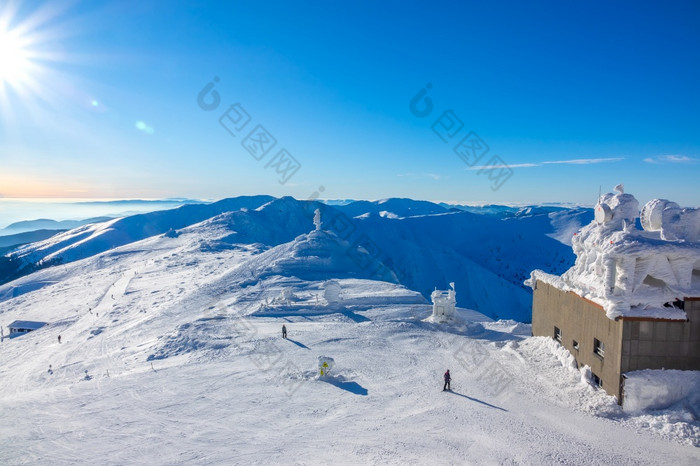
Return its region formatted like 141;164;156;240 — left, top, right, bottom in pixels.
313;208;322;231
430;282;456;321
323;280;341;306
318;356;335;377
529;186;700;319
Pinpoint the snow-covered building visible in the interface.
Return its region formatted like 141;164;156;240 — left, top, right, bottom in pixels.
431;283;456;321
528;186;700;403
7;320;47;338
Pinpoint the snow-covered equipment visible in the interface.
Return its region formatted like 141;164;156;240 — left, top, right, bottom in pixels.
530;185;700;319
279;287;297;304
431;283;456;321
318;356;335;377
323;280;341;306
640;199;700;242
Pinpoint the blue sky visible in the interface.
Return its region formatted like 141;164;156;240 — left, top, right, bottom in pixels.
0;0;698;206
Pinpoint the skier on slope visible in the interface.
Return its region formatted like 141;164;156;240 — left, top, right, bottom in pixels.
282;324;287;339
443;369;451;391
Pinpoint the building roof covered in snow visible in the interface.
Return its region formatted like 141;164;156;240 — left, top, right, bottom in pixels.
8;320;48;330
528;185;700;320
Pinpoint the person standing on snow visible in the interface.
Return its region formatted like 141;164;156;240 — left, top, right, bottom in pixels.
282;324;287;339
443;369;451;391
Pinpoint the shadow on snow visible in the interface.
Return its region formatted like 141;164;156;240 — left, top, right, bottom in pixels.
447;390;507;412
321;375;368;396
286;338;310;350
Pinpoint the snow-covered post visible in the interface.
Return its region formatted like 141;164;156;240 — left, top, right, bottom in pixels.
324;280;341;307
603;257;616;295
313;208;322;231
318;356;334;377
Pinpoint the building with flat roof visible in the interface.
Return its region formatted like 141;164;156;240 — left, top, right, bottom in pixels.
528;186;700;403
7;320;47;338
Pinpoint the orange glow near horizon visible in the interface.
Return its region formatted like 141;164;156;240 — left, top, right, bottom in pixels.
0;173;183;200
0;176;91;198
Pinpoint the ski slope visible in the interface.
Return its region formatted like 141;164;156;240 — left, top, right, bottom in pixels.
0;207;698;465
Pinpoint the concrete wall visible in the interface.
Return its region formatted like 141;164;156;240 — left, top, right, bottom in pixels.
532;280;624;399
621;298;700;372
533;281;700;402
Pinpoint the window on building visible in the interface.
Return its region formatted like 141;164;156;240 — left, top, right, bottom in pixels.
594;338;605;358
554;326;562;342
591;372;602;388
573;340;579;351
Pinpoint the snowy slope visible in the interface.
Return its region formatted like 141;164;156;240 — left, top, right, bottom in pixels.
0;229;63;250
350;209;575;321
2;197;587;322
0;210;698;465
7;196;274;267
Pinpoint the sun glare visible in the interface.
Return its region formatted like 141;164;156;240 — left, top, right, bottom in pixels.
0;27;31;88
0;1;75;114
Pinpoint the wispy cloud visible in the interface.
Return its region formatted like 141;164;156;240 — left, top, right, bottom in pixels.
643;155;698;164
542;157;624;165
467;157;623;170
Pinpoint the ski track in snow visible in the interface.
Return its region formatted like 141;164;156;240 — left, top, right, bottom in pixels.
0;213;698;465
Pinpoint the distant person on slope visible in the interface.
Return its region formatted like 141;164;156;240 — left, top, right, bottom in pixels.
282;325;287;339
443;369;451;391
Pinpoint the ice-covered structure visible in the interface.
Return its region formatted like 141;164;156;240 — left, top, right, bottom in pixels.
324;280;342;306
313;208;322;231
278;287;298;304
528;186;700;404
532;185;700;319
318;356;334;377
431;283;456;321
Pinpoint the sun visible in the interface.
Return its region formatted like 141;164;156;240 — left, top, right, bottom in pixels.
0;1;77;111
0;26;32;88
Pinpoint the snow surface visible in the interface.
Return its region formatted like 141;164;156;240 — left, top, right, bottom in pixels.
1;204;698;464
623;369;700;413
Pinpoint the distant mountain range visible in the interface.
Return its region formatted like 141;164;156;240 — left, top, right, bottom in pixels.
0;218;112;236
0;196;592;321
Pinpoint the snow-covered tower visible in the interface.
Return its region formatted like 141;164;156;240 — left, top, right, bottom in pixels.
324;280;342;306
431;283;456;321
528;185;700;404
313;208;322;231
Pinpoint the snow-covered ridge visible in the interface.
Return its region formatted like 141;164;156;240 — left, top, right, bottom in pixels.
2;196;590;321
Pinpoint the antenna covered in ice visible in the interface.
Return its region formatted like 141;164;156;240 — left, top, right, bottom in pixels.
313;208;322;231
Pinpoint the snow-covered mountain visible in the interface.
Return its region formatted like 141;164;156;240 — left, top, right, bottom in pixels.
0;197;697;463
0;217;111;236
1;196;591;322
333;198;449;218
